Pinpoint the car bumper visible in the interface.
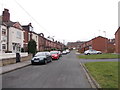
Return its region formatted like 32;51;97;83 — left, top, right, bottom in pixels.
31;60;45;64
51;56;59;59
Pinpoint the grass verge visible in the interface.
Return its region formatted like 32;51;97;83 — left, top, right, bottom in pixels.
85;62;118;88
78;53;120;59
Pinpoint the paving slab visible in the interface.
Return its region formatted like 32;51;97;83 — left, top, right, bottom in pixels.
0;60;31;74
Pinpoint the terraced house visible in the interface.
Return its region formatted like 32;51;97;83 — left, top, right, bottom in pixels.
1;8;64;54
79;36;115;53
2;9;24;53
0;16;7;53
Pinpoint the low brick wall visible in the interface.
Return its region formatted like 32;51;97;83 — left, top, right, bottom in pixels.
0;54;32;66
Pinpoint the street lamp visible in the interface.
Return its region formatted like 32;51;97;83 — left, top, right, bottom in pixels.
103;31;107;53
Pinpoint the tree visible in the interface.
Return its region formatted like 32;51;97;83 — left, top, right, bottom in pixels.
28;39;37;57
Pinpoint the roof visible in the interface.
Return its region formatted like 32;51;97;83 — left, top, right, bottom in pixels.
0;16;7;26
4;21;17;27
91;36;108;41
115;27;120;35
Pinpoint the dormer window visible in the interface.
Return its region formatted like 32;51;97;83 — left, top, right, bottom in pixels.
29;26;33;31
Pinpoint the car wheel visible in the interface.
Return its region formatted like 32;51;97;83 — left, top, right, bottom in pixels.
87;53;90;55
44;60;47;64
50;58;52;62
31;62;34;65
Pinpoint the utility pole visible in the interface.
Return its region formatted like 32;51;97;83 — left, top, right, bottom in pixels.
98;30;101;36
103;31;107;53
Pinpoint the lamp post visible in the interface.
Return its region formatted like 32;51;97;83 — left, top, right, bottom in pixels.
103;31;107;53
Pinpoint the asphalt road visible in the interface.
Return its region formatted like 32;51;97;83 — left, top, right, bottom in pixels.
2;51;91;88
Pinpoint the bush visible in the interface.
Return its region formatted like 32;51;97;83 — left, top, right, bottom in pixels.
28;39;37;57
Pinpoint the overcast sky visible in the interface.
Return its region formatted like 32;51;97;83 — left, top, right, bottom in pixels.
0;0;119;44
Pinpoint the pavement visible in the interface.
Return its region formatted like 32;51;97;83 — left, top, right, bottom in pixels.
2;51;91;88
0;60;31;74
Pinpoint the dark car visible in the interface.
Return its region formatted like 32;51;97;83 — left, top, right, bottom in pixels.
31;52;52;65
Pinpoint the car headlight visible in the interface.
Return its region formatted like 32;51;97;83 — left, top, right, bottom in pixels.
55;55;58;57
31;58;34;61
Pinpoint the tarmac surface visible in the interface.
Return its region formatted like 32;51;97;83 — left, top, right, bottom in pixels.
2;51;91;88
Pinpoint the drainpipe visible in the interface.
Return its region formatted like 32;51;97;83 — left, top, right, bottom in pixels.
7;26;9;52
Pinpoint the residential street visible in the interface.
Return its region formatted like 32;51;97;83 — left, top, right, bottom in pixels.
2;51;91;88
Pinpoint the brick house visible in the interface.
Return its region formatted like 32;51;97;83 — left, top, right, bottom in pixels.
79;36;111;53
22;23;33;51
2;9;24;53
67;41;85;50
107;39;115;53
1;8;65;53
0;17;7;53
115;27;120;53
38;33;45;51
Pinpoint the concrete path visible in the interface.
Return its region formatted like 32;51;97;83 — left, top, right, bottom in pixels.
0;60;31;74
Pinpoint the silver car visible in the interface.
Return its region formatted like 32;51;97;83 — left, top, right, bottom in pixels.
84;49;102;55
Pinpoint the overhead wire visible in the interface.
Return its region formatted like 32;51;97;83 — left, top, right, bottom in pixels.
13;0;64;43
14;0;51;36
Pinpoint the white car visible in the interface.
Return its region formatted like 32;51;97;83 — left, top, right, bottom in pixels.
66;49;70;53
62;51;67;55
84;49;102;55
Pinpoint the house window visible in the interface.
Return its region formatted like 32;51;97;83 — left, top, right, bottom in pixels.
2;44;6;50
16;31;21;39
2;29;6;36
36;36;37;41
13;45;15;50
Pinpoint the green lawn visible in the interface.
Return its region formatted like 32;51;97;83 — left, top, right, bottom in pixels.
78;53;120;59
85;62;118;88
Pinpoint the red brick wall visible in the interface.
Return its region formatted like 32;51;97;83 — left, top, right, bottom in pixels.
115;28;120;53
107;43;115;53
23;30;29;51
92;37;108;53
2;9;10;22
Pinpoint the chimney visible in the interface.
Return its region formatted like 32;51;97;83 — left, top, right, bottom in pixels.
28;23;32;26
2;8;10;22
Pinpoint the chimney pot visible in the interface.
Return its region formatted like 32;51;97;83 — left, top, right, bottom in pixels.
2;8;10;22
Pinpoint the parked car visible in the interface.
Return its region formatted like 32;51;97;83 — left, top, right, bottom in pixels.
58;51;62;57
31;52;52;65
84;49;102;55
50;51;60;60
66;49;70;53
62;50;67;55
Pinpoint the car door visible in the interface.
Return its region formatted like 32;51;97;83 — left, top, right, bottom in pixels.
46;52;51;62
90;50;94;54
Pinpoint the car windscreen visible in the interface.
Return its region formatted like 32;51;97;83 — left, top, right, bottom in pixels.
35;52;46;56
50;52;58;54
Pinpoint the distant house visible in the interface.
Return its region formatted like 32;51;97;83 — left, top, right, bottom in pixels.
67;41;85;50
38;33;45;51
79;36;115;53
115;27;120;54
2;9;24;53
107;39;115;53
